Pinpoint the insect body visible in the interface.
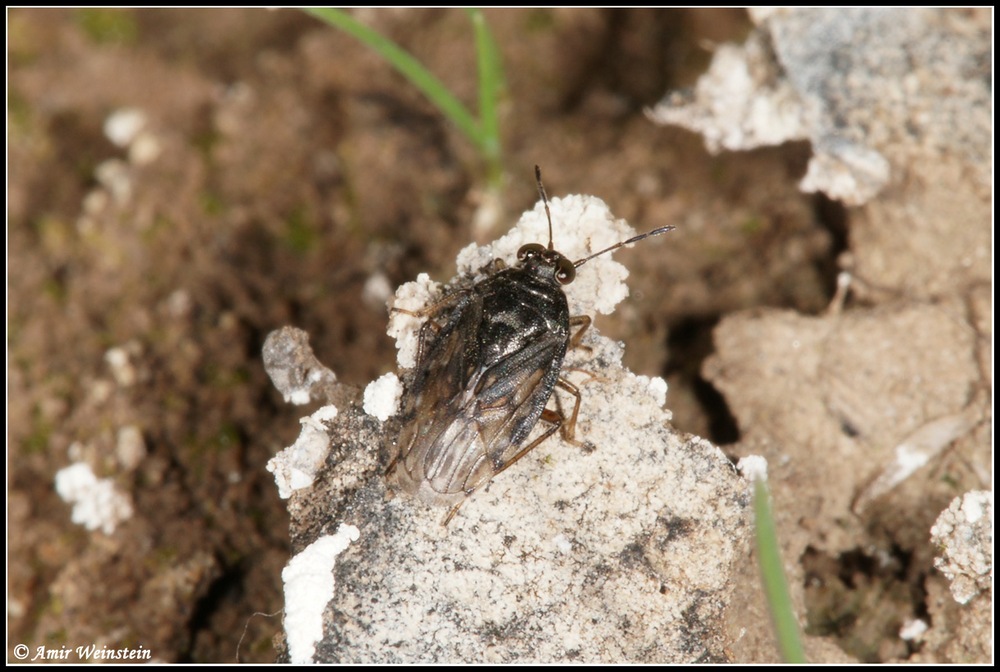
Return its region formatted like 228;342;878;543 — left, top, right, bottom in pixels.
387;167;673;524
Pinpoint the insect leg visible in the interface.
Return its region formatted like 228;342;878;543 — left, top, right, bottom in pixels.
553;377;584;445
488;377;585;483
440;391;583;526
568;315;592;349
390;283;469;319
441;363;572;528
442;500;467;526
484;257;507;274
492;410;563;479
559;366;609;386
384;452;401;478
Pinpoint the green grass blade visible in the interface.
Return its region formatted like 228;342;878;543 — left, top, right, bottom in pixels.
754;478;807;663
305;8;483;149
464;8;505;184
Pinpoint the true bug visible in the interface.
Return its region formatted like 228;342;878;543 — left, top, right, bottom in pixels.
386;167;674;524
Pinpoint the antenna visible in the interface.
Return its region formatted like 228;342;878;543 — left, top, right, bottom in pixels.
534;165;675;267
574;225;676;268
535;165;554;251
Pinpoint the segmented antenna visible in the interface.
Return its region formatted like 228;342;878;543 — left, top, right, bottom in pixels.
535;164;675;265
535;165;554;251
573;225;676;268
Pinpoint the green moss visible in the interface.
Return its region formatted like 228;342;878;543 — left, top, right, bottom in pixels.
41;278;68;304
282;206;316;254
939;471;961;489
205;363;250;390
740;215;765;235
23;417;53;455
524;8;555;32
141;214;175;245
44;600;66;621
213;423;241;452
191;126;222;160
7;88;33;133
150;546;179;568
75;9;139;46
198;191;226;217
7;11;43;67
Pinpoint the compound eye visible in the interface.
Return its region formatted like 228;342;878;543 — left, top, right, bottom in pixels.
555;256;576;284
517;243;545;260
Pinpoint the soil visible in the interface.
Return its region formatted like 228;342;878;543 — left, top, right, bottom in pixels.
7;8;989;664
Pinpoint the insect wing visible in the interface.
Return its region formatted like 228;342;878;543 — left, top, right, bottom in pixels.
466;330;564;469
395;272;569;506
395;289;486;504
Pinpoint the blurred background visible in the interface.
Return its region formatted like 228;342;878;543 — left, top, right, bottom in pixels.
8;8;988;662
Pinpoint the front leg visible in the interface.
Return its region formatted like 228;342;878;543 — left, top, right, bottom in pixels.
568;315;592;350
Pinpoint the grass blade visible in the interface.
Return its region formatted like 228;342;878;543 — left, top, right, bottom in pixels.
464;8;505;185
754;477;807;663
305;8;483;148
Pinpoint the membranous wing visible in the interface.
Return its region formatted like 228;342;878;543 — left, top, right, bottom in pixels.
395;269;569;506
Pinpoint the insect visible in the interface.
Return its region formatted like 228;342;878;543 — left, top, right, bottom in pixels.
386;167;674;524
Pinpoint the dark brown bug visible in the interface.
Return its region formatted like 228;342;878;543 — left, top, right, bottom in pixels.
386;167;673;524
